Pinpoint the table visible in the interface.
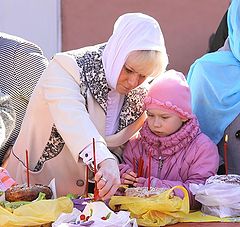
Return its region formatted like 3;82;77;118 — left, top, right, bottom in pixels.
172;223;240;226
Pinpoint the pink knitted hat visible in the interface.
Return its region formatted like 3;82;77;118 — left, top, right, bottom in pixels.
144;69;193;120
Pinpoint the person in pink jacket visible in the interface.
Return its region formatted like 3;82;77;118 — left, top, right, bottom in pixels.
119;69;219;209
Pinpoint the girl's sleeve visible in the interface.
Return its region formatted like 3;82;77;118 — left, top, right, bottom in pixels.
41;54;114;166
119;140;137;177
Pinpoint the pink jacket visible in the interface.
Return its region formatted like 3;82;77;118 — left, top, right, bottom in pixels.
119;117;219;209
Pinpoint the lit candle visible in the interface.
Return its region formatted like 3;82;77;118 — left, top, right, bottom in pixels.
148;151;152;191
25;150;30;187
224;134;228;175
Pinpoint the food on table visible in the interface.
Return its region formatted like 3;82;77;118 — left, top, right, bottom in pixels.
5;183;53;202
206;174;240;185
125;186;169;198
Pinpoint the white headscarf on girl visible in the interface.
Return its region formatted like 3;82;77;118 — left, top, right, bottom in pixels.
102;13;168;135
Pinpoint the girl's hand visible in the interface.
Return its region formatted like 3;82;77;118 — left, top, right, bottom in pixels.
133;177;146;187
121;171;137;185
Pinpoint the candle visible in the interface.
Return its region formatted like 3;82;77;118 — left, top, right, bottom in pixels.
140;159;144;177
148;151;152;191
224;134;228;175
145;166;148;178
25;150;30;187
133;157;136;173
137;157;144;177
92;138;99;201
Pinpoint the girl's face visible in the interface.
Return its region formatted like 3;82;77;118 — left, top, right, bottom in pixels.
146;109;184;137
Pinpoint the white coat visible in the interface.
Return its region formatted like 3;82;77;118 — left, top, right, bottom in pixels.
7;45;147;196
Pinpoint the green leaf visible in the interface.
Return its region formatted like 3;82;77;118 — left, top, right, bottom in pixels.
90;208;93;216
66;193;78;199
5;201;31;209
35;192;46;201
106;212;111;219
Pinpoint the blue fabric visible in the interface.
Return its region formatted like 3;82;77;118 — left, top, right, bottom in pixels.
187;0;240;144
228;0;240;61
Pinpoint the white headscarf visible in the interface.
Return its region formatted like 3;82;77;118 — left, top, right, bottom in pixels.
102;13;167;90
103;13;167;135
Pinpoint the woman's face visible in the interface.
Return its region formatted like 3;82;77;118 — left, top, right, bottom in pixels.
116;64;147;94
116;52;152;95
146;109;183;137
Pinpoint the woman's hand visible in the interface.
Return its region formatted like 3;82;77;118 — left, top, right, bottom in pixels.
95;158;121;200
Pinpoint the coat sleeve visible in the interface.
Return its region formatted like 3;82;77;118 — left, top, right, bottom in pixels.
119;140;138;177
145;136;219;210
14;41;48;101
41;54;114;165
5;40;48;149
0;92;15;148
116;145;135;193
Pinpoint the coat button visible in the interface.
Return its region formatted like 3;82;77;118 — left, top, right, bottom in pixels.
76;179;84;187
236;130;240;139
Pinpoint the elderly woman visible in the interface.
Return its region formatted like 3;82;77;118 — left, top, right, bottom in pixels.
7;13;168;199
187;0;240;174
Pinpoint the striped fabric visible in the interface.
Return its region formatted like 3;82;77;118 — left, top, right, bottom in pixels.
0;92;15;148
0;33;48;165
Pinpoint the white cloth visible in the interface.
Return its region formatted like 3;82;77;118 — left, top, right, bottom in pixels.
52;202;138;227
105;90;124;136
190;181;240;218
102;13;167;90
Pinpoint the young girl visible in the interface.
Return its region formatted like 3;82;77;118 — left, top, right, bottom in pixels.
119;70;219;209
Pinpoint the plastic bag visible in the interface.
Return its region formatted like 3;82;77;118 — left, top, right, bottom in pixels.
0;196;73;226
182;210;240;223
190;182;240;218
109;186;189;226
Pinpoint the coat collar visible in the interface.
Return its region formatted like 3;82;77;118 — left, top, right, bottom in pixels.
68;43;147;131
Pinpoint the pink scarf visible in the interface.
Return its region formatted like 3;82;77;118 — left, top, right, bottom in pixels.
139;116;201;159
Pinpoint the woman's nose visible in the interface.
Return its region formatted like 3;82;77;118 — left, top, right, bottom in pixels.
127;74;139;88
